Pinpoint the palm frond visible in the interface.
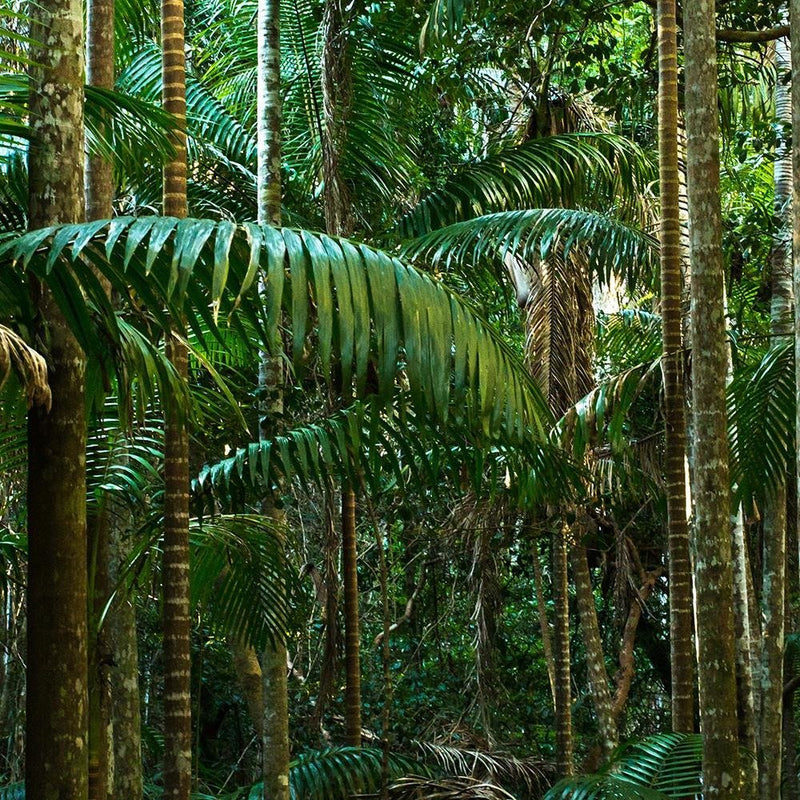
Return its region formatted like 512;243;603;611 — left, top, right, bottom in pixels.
189;515;291;650
419;0;477;47
397;133;655;239
728;341;794;509
414;742;554;796
596;310;663;373
0;323;50;409
544;733;703;800
2;219;553;442
402;209;657;292
0;73;175;169
216;746;423;800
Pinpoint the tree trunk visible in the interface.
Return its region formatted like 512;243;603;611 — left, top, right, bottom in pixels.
529;525;556;706
571;544;618;760
85;5;116;793
25;0;89;794
552;526;573;777
108;510;144;800
784;691;800;800
342;485;362;745
161;0;192;792
257;0;291;794
85;0;115;221
793;0;800;601
731;508;757;795
657;0;695;735
231;640;265;738
758;32;792;800
312;487;339;732
684;0;741;794
319;0;362;748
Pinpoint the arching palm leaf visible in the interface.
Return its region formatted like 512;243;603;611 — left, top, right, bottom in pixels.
2;219;553;442
402;208;657;290
397;133;655;239
544;733;703;800
728;340;794;510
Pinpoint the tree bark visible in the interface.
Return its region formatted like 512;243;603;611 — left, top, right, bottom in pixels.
571;544;618;760
657;0;695;735
108;512;143;800
257;0;291;795
793;0;800;599
25;0;89;793
85;4;116;792
757;32;792;800
552;526;573;777
161;0;191;792
529;528;556;706
731;508;757;794
319;0;362;748
341;485;362;745
684;0;741;794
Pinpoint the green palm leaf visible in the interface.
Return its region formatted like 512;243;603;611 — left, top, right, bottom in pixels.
211;746;424;800
544;733;702;800
402;209;657;290
397;133;655;239
2;219;553;442
189;515;290;650
728;341;794;509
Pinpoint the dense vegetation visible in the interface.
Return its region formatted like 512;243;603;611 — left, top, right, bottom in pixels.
2;0;800;798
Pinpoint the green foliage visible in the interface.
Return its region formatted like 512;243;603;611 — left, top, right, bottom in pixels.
403;209;656;291
545;733;703;800
398;133;654;239
728;341;794;510
212;747;423;800
2;219;553;443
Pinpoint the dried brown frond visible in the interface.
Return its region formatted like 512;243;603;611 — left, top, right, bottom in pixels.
0;325;51;410
388;775;516;800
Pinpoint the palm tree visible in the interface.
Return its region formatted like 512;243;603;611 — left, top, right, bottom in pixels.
160;0;192;793
24;0;90;795
656;0;694;736
684;0;741;794
255;0;292;794
757;29;791;800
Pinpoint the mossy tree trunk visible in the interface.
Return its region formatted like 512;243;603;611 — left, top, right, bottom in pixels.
758;30;792;800
25;0;89;794
684;0;741;794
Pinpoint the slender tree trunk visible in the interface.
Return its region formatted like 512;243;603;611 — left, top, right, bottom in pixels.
85;0;114;221
25;0;89;793
758;35;792;800
87;510;112;800
231;640;265;737
471;520;500;747
657;0;695;735
85;5;116;793
552;525;573;777
312;486;340;731
571;545;617;760
161;0;192;792
793;0;800;604
529;527;556;706
257;0;291;795
732;508;757;794
341;485;361;745
684;0;741;794
108;510;143;800
319;0;362;747
784;691;800;800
